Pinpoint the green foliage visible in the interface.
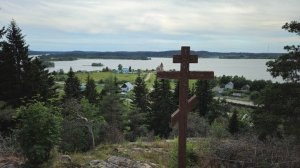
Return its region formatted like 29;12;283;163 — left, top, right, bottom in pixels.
0;102;16;135
228;109;239;135
0;20;56;106
266;21;300;83
149;78;175;138
132;74;149;113
210;117;230;139
195;80;213;116
60;98;104;152
118;64;123;71
250;91;260;101
17;101;62;165
253;83;300;140
173;81;179;107
64;68;81;99
91;62;104;66
219;75;232;86
125;107;148;141
60;120;91;152
171;112;210;138
232;75;249;89
169;139;198;168
254;21;300;140
250;80;271;91
84;74;98;104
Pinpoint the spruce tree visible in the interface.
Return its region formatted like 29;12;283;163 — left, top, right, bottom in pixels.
195;80;213;116
173;80;179;107
149;78;175;138
0;20;56;106
133;74;149;113
228;110;239;134
64;68;81;100
84;74;98;104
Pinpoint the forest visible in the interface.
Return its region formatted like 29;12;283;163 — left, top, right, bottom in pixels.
0;20;299;167
30;49;281;61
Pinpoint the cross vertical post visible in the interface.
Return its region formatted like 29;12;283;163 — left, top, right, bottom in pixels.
157;46;214;168
178;47;189;168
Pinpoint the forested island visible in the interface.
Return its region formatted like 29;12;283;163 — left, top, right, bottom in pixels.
1;20;299;167
31;50;281;61
91;62;104;66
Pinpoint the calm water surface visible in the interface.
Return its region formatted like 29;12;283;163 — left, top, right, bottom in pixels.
47;58;281;82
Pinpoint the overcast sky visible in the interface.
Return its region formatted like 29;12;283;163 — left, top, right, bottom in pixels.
0;0;299;52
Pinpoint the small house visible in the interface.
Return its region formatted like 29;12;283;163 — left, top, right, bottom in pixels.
121;82;134;92
241;84;250;91
225;82;234;89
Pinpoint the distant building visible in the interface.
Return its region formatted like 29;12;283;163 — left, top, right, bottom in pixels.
225;82;234;89
241;84;250;91
121;82;134;92
156;62;164;72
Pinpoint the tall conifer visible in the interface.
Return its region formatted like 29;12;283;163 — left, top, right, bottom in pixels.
64;68;81;100
84;74;98;104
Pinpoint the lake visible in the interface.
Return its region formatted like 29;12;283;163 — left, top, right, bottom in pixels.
47;58;281;82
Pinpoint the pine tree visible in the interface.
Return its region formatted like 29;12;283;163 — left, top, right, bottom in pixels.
195;80;213;116
228;110;239;134
84;74;98;104
64;68;81;100
133;74;149;113
149;78;175;138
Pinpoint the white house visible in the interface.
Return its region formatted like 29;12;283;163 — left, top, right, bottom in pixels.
225;82;234;89
121;82;134;92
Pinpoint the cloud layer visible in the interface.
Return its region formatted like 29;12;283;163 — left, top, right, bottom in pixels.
0;0;299;52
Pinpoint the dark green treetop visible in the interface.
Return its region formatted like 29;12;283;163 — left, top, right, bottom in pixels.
64;68;81;100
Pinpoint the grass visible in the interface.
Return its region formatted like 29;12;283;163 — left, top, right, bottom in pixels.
75;71;140;84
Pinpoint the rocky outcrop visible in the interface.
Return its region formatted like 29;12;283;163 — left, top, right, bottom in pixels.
87;156;157;168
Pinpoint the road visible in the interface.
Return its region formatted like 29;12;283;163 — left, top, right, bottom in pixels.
144;72;152;82
214;97;257;108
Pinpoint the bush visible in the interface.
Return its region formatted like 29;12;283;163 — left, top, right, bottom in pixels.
170;112;210;138
17;102;62;166
210;117;230;139
59;120;91;152
169;138;198;168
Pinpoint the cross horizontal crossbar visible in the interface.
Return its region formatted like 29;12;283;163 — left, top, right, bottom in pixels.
171;95;197;126
157;71;214;80
173;55;198;63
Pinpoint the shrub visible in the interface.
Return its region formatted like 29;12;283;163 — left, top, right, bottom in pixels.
170;112;210;138
169;138;198;168
17;102;62;166
210;117;230;139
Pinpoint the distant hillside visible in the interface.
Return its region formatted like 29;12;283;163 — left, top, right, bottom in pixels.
29;50;282;61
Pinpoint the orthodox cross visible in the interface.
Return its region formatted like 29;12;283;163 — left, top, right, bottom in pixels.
157;46;214;168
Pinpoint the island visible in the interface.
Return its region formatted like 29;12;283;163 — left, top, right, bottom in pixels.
91;63;104;67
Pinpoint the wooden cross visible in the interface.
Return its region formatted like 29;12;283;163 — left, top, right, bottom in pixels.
157;46;214;168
